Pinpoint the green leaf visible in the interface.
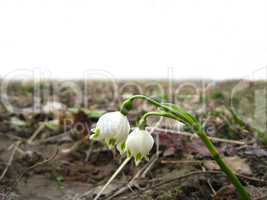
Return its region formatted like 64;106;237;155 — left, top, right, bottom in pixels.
45;120;60;131
87;110;106;119
161;102;196;125
68;107;80;113
68;108;105;120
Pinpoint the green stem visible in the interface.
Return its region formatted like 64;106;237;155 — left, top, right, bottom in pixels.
120;95;194;124
122;95;251;200
138;111;177;130
194;125;250;200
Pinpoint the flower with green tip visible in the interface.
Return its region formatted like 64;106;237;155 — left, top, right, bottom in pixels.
90;111;130;153
125;128;154;165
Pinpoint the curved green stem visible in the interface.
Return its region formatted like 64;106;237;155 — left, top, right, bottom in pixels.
122;95;251;200
138;111;177;130
120;95;195;125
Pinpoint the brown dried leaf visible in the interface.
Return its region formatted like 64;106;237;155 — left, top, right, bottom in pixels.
204;156;252;175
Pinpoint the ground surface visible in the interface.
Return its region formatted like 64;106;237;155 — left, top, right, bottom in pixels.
0;80;267;200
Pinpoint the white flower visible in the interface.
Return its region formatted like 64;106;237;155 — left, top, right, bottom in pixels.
125;128;154;165
90;111;130;152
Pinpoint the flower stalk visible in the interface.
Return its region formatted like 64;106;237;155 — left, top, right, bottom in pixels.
121;95;251;200
138;111;177;130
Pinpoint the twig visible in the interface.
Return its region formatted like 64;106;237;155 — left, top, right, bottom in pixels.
60;134;89;155
141;155;158;178
94;157;131;200
27;123;46;144
237;174;267;185
0;141;21;181
34;131;71;145
202;166;216;196
148;127;246;145
105;156;156;200
123;170;221;199
15;147;59;183
85;140;95;161
160;159;202;165
114;170;267;200
144;170;267;186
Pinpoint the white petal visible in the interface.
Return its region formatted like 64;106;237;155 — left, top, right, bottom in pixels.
126;129;141;156
126;128;154;159
93;112;130;147
112;112;130;143
139;131;154;156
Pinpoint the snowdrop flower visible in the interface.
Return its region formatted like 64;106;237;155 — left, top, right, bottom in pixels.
125;128;154;165
90;111;130;153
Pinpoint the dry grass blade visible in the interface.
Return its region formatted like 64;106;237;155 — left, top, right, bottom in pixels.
0;141;21;181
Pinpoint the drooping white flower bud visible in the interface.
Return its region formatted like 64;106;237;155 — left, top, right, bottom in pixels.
125;128;154;165
90;111;130;152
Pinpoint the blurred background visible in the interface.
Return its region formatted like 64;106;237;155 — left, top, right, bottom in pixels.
1;0;267;80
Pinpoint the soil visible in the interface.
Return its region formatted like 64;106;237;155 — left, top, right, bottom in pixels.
0;80;267;200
